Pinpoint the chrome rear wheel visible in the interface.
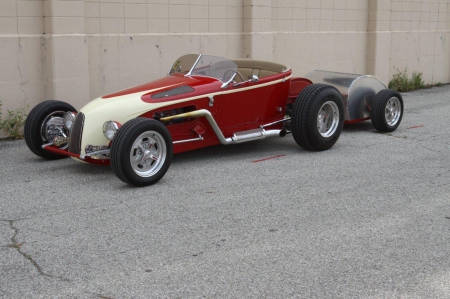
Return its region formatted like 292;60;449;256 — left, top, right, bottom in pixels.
317;101;339;138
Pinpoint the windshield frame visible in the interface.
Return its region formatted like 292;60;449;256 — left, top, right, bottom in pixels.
186;54;203;76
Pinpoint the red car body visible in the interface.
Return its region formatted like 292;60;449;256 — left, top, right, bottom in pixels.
25;54;402;186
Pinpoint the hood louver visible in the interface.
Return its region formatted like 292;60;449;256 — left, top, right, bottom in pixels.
151;86;195;99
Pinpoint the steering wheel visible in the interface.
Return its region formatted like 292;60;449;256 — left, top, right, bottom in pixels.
223;70;245;83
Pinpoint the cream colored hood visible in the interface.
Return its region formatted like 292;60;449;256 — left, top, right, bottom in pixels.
78;89;171;155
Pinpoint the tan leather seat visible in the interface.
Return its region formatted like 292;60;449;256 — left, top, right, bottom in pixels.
233;59;290;80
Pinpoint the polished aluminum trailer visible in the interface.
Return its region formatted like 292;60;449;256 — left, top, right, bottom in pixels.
305;70;403;132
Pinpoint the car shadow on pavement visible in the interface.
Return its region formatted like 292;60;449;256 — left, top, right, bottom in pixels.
343;121;376;132
20;125;373;188
172;136;309;166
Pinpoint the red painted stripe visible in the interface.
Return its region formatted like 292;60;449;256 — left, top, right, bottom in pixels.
252;154;286;163
406;125;424;129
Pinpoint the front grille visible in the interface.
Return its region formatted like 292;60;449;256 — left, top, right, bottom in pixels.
151;86;195;99
69;112;84;154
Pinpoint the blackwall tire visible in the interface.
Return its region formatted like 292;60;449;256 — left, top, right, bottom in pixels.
24;100;77;159
110;118;173;187
371;89;403;132
291;84;345;151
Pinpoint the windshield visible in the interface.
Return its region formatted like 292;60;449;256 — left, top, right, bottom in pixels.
168;54;238;82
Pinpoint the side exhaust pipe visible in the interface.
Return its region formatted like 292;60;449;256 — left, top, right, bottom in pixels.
232;128;282;143
160;109;284;145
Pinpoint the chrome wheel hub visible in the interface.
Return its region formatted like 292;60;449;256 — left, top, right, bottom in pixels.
130;131;166;177
317;101;339;138
40;111;69;149
385;97;401;126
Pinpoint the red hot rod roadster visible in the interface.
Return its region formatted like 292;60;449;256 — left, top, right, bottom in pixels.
24;54;403;186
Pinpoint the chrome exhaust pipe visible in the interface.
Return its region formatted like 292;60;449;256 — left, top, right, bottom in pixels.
160;109;283;145
161;109;233;144
231;128;282;143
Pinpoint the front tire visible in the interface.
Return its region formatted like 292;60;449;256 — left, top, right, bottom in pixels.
110;118;173;187
24;100;76;159
291;84;345;151
371;89;403;132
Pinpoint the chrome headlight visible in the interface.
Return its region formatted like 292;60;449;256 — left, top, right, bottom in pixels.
63;112;76;130
103;121;119;140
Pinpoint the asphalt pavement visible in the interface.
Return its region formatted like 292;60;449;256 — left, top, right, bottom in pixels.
1;85;450;298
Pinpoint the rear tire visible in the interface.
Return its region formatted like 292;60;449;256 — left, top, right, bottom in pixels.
371;89;403;132
291;84;344;151
24;100;76;159
110;118;173;187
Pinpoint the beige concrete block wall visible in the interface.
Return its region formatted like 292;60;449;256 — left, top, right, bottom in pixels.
272;0;370;78
0;36;46;113
387;0;450;85
85;0;245;99
0;0;45;129
86;34;245;99
0;0;449;138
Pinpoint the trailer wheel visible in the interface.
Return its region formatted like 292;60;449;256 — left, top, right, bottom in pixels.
371;89;403;132
291;84;344;151
110;118;173;187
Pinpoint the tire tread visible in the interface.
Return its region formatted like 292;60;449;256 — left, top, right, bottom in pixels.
291;84;344;151
110;118;145;185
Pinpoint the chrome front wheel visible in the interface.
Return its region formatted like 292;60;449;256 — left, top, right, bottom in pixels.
40;111;70;150
130;131;167;178
110;118;173;187
24;100;76;159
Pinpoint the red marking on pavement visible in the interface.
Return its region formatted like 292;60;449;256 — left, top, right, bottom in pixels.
406;124;424;129
252;154;286;163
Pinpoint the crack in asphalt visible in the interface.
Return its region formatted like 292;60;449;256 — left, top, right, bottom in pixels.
3;220;69;282
422;145;441;153
0;200;128;232
6;220;49;277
